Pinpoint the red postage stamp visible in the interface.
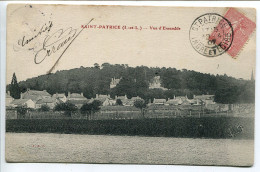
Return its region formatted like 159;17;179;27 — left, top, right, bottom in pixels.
210;8;256;58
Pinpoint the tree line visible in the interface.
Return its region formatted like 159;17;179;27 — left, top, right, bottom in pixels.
7;63;255;104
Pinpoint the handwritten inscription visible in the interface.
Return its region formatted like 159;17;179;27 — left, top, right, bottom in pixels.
15;18;94;74
18;21;53;47
15;19;176;73
34;27;77;64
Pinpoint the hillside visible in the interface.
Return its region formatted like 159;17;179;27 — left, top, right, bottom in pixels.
7;63;255;104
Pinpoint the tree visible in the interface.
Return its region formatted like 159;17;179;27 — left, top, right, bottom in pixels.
16;107;27;119
80;100;102;119
10;73;20;99
94;63;100;69
116;99;123;106
54;102;77;117
39;104;50;112
134;99;147;118
8;64;255;104
215;86;240;104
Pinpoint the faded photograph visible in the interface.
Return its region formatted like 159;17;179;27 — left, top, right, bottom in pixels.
5;4;255;166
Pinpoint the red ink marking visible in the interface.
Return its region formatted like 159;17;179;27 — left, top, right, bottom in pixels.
82;24;181;31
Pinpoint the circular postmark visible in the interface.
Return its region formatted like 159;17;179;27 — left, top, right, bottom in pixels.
189;13;233;57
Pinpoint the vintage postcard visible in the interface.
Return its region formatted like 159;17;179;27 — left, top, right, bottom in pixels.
5;4;256;166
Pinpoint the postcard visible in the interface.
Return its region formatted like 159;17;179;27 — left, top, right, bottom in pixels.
5;4;256;166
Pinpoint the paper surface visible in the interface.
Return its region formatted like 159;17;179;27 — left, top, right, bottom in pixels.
5;4;256;166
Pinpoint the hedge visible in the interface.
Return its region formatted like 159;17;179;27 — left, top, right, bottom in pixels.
6;117;254;139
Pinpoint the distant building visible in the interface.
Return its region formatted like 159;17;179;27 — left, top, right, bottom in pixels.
10;99;35;109
131;96;142;101
102;98;116;106
115;95;128;100
66;99;89;108
95;94;114;106
5;91;14;107
126;96;144;106
149;76;168;90
36;97;56;109
193;95;215;106
110;77;121;89
96;94;111;99
52;93;67;103
21;89;52;102
18;89;53;109
115;95;129;106
115;95;143;106
153;98;167;105
165;95;194;106
165;98;179;106
67;92;87;101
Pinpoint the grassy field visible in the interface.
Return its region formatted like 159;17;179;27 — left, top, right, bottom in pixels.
6;117;254;139
5;133;254;166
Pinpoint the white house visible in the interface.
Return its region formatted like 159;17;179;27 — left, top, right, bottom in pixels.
153;98;167;105
193;95;215;106
52;93;67;103
67;92;87;101
10;99;35;109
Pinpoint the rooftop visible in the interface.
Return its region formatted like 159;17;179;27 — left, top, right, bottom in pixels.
11;99;31;105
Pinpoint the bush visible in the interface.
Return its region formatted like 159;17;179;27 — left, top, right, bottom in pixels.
134;99;147;118
116;99;123;106
39;105;50;112
80;100;101;119
16;107;27;119
54;102;77;117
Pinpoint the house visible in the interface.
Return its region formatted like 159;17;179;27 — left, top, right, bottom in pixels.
165;98;179;106
21;89;52;103
115;95;128;100
94;94;113;106
67;92;87;101
124;100;135;106
66;99;89;108
5;91;14;107
193;95;215;106
153;98;167;105
102;98;116;106
174;95;194;105
19;89;54;109
35;97;56;109
115;95;129;105
114;95;143;106
149;76;168;90
52;93;67;102
164;95;194;106
96;94;111;99
110;77;121;89
124;96;144;106
10;99;35;109
131;96;142;101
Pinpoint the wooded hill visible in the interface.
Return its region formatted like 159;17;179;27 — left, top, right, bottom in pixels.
7;63;255;104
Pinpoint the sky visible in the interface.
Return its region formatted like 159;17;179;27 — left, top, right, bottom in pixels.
6;5;256;84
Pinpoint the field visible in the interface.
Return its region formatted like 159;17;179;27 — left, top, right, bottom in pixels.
5;133;254;166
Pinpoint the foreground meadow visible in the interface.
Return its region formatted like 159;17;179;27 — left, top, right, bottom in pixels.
6;133;253;166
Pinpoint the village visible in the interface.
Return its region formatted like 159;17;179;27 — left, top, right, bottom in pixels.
6;76;216;110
